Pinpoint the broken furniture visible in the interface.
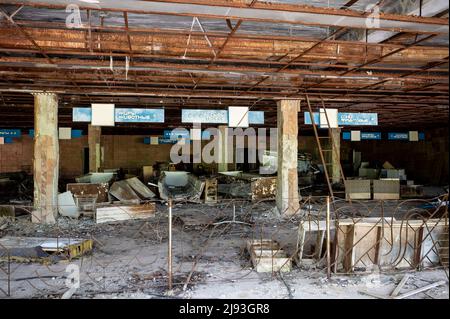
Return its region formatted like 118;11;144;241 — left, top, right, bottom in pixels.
345;179;371;200
57;191;80;219
75;172;116;184
297;218;449;273
74;194;98;216
247;239;292;273
296;220;335;267
373;179;400;200
204;178;218;204
96;202;156;224
334;219;448;272
0;236;93;263
218;171;276;201
67;182;109;203
344;179;401;201
158;171;205;202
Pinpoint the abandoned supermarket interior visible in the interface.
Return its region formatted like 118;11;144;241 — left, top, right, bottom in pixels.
0;0;448;300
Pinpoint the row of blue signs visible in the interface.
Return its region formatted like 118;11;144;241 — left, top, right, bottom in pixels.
181;109;265;124
73;108;165;123
305;112;378;126
28;129;84;138
73;108;265;125
0;129;21;138
343;132;425;141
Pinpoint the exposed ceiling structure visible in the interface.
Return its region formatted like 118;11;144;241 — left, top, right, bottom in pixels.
0;0;448;131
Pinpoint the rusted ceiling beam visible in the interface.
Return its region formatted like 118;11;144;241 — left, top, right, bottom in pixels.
0;0;448;34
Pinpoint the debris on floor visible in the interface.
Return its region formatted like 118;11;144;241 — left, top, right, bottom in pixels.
67;182;110;203
96;202;157;224
57;191;80;219
0;236;93;263
247;239;292;273
0;205;15;217
158;171;205;201
109;180;141;202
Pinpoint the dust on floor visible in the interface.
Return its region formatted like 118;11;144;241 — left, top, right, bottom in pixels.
0;202;448;299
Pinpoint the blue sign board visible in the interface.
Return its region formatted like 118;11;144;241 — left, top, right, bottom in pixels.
164;129;190;140
388;132;409;140
73;108;92;122
339;113;378;126
3;137;13;144
305;112;378;126
182;109;228;124
182;109;265;124
73;107;165;123
29;129;83;138
158;138;177;145
343;132;381;140
115;108;164;123
0;129;21;138
362;132;382;140
248;111;265;125
71;130;83;138
342;132;351;140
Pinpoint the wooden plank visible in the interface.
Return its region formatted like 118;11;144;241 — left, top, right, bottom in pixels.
96;203;156;224
391;274;412;297
394;281;446;299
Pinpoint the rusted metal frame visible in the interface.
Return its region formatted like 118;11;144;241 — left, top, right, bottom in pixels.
6;69;447;94
340;35;438;76
320;97;349;193
276;27;349;72
11;20;446;52
0;83;447;104
4;56;446;84
244;27;349;93
213;0;258;60
322;56;450;103
2;46;448;76
305;94;335;199
0;8;91;99
2;68;448;98
191;0;259;91
123;12;133;57
86;9;93;53
4;0;448;31
296;34;439;96
341;0;360;9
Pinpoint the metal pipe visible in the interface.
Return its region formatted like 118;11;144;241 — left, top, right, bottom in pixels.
326;196;331;279
168;199;173;291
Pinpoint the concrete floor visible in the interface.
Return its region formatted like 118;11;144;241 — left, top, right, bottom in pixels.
0;201;448;299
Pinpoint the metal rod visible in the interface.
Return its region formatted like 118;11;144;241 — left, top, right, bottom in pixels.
168;199;173;291
8;250;11;297
326;196;331;279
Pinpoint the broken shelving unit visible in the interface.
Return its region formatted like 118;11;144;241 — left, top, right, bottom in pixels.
247;239;292;273
0;236;93;263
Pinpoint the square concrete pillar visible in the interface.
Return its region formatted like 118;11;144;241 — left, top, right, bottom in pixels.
330;128;341;184
218;125;233;172
276;100;300;216
32;93;59;224
88;124;102;172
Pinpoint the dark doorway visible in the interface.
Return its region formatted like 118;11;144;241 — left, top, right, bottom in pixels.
83;147;90;174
